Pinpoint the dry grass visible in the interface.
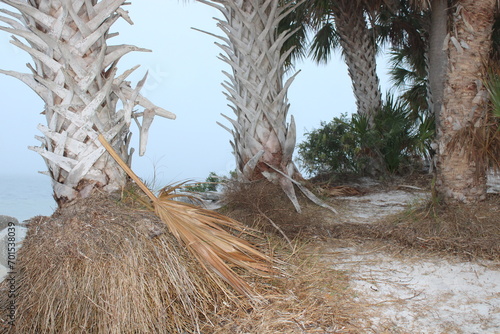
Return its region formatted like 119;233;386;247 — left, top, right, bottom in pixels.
0;184;364;333
203;238;363;333
99;135;272;298
220;180;329;240
375;193;500;260
221;174;500;261
0;192;240;333
321;192;500;261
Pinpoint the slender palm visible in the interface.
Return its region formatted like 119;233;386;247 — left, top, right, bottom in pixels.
288;0;386;126
281;0;391;175
0;0;175;205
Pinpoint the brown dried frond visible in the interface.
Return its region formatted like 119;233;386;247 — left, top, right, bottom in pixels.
98;135;273;299
153;184;274;298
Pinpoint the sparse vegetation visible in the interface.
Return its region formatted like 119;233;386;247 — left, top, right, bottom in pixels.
185;172;223;193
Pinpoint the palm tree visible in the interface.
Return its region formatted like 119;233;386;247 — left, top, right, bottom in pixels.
281;0;396;175
198;0;334;213
0;0;175;205
288;0;389;127
381;0;497;202
378;1;435;162
318;0;384;126
433;0;497;202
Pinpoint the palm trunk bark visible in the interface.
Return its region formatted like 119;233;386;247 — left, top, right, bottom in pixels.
332;1;382;126
198;0;327;212
0;0;174;205
330;1;385;175
427;0;448;123
435;0;496;202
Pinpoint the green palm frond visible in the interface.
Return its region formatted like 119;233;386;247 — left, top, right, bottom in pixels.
309;22;340;64
279;1;309;68
485;69;500;120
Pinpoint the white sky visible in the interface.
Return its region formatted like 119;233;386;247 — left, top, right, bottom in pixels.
0;0;390;187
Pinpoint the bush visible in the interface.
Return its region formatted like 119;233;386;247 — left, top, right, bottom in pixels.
297;113;360;176
297;94;434;177
185;172;222;192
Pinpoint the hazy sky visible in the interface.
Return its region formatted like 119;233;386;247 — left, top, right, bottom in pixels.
0;0;390;186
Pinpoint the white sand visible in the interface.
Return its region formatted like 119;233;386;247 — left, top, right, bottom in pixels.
320;173;500;333
323;245;500;333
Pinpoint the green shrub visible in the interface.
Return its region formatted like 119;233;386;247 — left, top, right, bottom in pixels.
297;94;434;177
185;172;221;192
297;113;361;176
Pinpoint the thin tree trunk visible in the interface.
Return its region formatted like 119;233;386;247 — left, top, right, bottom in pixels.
436;0;495;202
427;0;449;124
331;1;385;175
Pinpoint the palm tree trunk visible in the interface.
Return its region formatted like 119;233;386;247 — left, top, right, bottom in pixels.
0;0;174;205
435;0;496;202
332;1;382;126
330;1;386;175
427;0;448;123
198;0;314;212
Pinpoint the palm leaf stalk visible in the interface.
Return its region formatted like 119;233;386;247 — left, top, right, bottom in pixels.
98;135;273;299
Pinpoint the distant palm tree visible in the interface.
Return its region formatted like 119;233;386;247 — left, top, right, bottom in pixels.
280;0;395;175
287;0;389;127
378;0;429;118
0;0;175;205
378;1;435;162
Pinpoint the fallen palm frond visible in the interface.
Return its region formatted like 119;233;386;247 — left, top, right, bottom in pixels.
98;135;273;298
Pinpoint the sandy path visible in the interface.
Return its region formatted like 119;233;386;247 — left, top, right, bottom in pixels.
317;174;500;333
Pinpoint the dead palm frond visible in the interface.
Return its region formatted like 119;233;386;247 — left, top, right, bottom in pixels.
98;135;273;299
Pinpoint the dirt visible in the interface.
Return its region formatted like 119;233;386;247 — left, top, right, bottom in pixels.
305;173;500;333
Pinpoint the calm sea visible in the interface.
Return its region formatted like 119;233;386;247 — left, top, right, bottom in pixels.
0;174;56;222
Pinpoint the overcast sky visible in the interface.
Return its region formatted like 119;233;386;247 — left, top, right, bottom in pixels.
0;0;390;187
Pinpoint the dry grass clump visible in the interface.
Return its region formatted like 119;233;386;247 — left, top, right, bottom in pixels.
203;238;362;333
376;193;500;260
221;180;330;240
323;193;500;260
0;184;364;333
1;192;245;333
98;135;272;298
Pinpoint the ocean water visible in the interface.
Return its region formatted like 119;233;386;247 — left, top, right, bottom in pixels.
0;174;56;222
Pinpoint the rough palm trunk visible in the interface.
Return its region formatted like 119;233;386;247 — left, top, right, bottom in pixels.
435;0;496;202
332;1;382;126
198;0;330;213
0;0;174;205
327;0;385;175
